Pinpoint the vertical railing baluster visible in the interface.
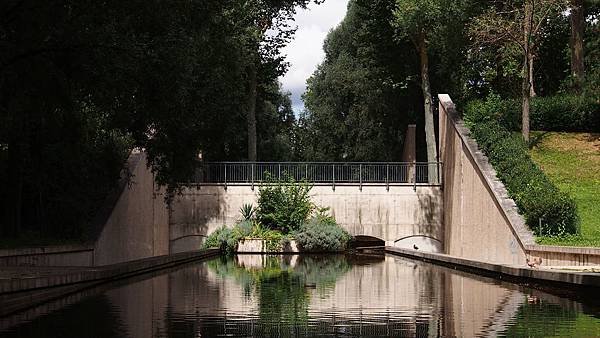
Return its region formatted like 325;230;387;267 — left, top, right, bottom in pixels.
386;164;389;191
413;163;417;191
251;163;254;190
332;163;335;191
224;163;227;190
359;164;362;191
278;163;281;181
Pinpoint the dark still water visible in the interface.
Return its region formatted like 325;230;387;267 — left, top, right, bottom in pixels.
2;254;600;337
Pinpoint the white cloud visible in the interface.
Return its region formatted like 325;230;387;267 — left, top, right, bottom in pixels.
279;0;349;113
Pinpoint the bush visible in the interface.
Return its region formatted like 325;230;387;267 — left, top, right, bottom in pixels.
202;221;291;253
202;225;235;253
294;210;352;252
256;174;314;233
464;93;600;132
468;120;579;236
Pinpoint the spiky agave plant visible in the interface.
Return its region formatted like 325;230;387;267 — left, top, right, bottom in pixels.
240;203;255;221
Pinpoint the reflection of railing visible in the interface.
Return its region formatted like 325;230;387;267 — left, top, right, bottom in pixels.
192;162;442;188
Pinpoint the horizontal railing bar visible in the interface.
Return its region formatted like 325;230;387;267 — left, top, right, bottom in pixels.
200;161;441;165
190;162;443;186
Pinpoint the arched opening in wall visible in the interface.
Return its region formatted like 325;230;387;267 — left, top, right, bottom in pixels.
352;235;385;248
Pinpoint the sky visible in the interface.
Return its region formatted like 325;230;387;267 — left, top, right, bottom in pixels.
278;0;349;113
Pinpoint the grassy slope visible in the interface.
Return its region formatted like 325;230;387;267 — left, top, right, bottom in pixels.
529;132;600;246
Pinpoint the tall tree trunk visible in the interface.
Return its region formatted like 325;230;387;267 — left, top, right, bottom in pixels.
529;53;536;97
522;0;533;143
570;0;585;91
247;60;258;162
417;31;438;183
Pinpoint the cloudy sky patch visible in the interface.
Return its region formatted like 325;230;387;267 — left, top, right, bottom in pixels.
279;0;349;113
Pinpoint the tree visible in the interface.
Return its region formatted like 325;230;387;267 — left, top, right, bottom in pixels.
236;0;323;161
570;0;585;91
302;0;420;162
392;0;467;179
0;0;312;239
470;0;568;142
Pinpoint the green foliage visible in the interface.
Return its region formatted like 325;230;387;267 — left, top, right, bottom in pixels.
240;204;256;221
465;94;600;133
256;174;314;233
466;119;579;236
294;211;352;252
202;220;291;253
202;225;235;253
300;0;419;161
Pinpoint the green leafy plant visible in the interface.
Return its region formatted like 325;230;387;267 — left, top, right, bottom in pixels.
256;173;314;233
464;94;600;134
240;204;256;221
465;118;579;236
294;210;352;252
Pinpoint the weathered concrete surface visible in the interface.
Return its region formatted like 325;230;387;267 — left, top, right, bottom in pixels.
0;249;219;317
236;239;300;253
170;185;443;251
387;246;600;287
439;94;600;267
0;245;94;267
439;95;529;265
94;153;170;265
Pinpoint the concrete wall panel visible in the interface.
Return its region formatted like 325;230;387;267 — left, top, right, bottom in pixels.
170;185;443;249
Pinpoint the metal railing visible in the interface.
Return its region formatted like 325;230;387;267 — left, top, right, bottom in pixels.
192;162;442;189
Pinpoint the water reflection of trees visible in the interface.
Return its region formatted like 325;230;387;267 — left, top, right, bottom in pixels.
501;297;600;337
207;254;352;334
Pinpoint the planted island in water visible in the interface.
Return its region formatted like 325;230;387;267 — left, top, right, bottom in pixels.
202;174;352;253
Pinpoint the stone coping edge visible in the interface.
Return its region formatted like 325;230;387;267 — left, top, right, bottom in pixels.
438;94;535;249
385;246;600;287
0;249;220;294
0;244;94;258
0;249;220;318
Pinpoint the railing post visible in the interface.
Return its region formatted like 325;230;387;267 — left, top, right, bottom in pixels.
332;163;335;191
386;164;389;191
251;163;254;191
305;163;308;181
278;163;281;181
359;164;362;191
224;163;227;190
413;162;417;191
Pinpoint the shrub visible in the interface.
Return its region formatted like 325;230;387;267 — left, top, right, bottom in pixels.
256;173;314;233
202;221;290;253
202;225;235;253
295;210;352;252
468;120;579;236
464;94;600;133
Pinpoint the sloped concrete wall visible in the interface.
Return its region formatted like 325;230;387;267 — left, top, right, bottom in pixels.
439;95;528;265
94;153;170;265
170;184;442;251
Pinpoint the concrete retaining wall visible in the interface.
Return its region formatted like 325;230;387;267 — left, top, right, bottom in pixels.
170;185;443;250
94;153;170;265
439;94;600;266
0;245;94;267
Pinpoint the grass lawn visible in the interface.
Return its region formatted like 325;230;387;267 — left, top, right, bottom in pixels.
529;132;600;246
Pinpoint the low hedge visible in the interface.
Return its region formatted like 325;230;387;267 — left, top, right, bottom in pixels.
467;120;579;236
464;94;600;132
